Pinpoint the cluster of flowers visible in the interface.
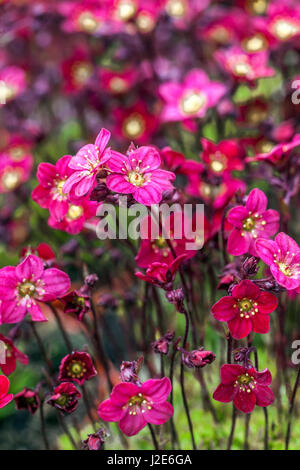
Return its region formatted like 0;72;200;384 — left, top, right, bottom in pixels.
0;0;300;451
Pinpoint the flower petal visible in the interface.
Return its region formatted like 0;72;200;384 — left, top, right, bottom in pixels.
144;401;173;425
246;188;267;213
119;409;147;436
98;398;125;422
213;383;235;403
16;255;44;282
228;316;252;339
253;385;274;407
252;314;270;334
211;296;237;321
141;377;172;403
110;382;140;405
220;364;245;384
234;390;256;413
227;206;248;228
40;268;70;301
257;291;278;314
227;229;250;256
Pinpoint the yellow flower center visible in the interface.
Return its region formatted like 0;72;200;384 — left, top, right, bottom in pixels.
272;19;299;41
73;63;93;85
0;82;15;101
243;216;255;231
166;0;187;18
9;146;26;161
209;26;230;44
180;91;207;115
1;170;21;190
278;262;292;277
109;77;127;93
246;0;268;15
78;12;99;33
123;114;145;138
18;281;36;298
242;34;267;53
246;107;267;125
257;140;274;153
233;61;252;77
136;12;155;33
56;394;68;406
68;205;84;220
238;298;253;312
238;374;254;385
128;171;145;187
118;0;137;21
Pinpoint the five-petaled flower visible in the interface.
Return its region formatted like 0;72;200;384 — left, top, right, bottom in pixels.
106;145;175;206
211;280;278;339
58;351;97;385
227;188;280;256
98;377;173;436
0;254;70;324
213;364;274;413
256;232;300;291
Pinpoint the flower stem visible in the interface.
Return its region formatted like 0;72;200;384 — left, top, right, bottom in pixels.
40;400;50;450
285;365;300;450
148;423;159;450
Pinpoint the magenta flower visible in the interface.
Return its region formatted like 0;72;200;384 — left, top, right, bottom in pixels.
159;69;226;123
0;334;28;376
211;280;278;339
32;155;74;222
98;377;173;436
63;128;112;198
0;254;70;324
213;364;274;414
0;376;13;409
256;232;300;291
106;145;175;205
14;387;40;415
48;198;97;235
227;188;280;257
215;46;275;84
0;66;26;106
200;138;245;176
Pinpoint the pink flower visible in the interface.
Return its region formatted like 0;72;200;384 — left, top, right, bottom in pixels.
61;47;94;93
246;134;300;164
200;138;245;176
227;188;280;257
98;377;173;436
0;156;33;194
213;364;274;413
211;280;278;339
0;66;26;106
255;232;300;291
0;334;28;376
32;155;74;222
135;213;199;268
0;254;70;324
0;376;13;409
135;254;186;289
112;102;158;144
159;69;226;123
215;46;275;84
106;145;175;205
63;128;112;198
100;67;138;95
48;198;97;234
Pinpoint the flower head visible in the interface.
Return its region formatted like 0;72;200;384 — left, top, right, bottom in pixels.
213;364;274;413
82;428;107;450
63;128;112;198
256;232;300;291
98;377;173;436
106;145;175;205
14;387;40;415
58;351;97;385
47;382;81;414
135;254;186;290
227;188;280;256
60;289;91;321
211;280;278;339
0;254;70;324
0;334;28;375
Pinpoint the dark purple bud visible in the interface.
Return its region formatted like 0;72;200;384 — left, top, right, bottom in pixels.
181;348;216;368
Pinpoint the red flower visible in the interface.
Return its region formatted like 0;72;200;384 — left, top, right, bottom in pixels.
60;289;91;321
0;375;13;409
47;382;81;414
14;387;40;415
58;351;97;385
211;280;278;339
82;428;106;450
213;364;274;413
135;254;186;290
0;334;28;376
200;138;245;176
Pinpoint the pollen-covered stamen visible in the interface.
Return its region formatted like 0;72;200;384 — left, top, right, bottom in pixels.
242;211;265;239
52;178;68;201
235;297;258;318
18;281;37;298
234;373;257;392
128;171;145;187
180;90;207;115
273;250;300;277
127;393;153;415
209;151;227;173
